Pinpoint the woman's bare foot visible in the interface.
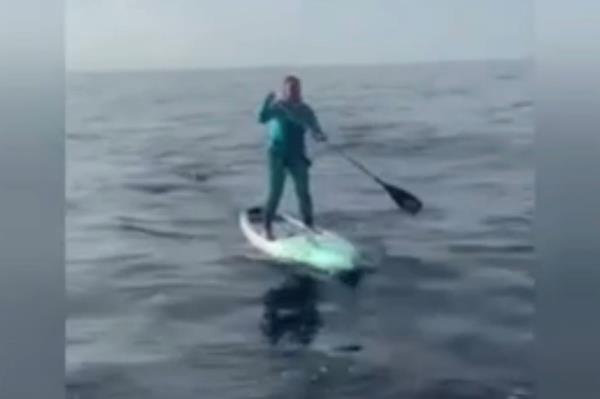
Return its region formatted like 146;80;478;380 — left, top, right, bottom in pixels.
264;228;275;241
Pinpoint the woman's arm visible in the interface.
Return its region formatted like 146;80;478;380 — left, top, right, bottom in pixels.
305;106;327;142
258;92;276;123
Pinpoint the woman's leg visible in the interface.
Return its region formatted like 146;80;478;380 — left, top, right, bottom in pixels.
289;158;314;227
264;153;286;239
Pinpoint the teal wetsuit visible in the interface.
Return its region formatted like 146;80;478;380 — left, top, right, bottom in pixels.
258;95;324;233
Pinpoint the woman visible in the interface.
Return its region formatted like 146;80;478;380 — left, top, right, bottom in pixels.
258;75;327;240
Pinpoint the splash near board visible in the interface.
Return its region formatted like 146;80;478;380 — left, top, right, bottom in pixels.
239;207;361;276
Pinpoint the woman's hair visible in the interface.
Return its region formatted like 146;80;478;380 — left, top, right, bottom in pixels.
284;75;300;85
282;75;302;102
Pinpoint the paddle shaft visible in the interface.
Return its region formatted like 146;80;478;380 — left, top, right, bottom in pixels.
324;141;423;215
325;143;383;185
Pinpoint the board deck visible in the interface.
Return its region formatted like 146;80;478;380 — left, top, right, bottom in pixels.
239;207;360;275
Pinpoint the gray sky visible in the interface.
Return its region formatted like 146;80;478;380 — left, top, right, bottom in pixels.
67;0;532;71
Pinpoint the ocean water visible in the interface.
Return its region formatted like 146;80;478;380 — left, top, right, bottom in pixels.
66;60;534;399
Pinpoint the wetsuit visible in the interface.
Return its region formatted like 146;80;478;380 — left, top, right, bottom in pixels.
258;94;324;235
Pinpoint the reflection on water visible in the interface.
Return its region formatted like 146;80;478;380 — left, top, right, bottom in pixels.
260;269;366;348
261;275;322;346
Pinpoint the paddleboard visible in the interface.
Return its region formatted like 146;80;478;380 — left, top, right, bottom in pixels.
239;207;361;276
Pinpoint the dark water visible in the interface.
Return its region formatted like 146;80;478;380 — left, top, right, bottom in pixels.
66;60;534;398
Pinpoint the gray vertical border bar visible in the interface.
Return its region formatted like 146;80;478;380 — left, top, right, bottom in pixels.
0;0;64;398
537;1;600;398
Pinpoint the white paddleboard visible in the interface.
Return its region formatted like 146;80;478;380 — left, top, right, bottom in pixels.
239;207;361;275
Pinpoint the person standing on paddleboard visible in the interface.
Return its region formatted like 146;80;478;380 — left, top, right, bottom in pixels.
258;75;328;240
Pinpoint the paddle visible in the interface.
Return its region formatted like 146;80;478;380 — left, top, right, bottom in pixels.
272;102;422;215
325;142;423;215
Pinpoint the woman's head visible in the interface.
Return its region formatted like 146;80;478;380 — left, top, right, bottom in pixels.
281;75;302;103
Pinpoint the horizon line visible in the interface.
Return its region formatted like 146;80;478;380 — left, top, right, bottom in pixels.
67;55;532;75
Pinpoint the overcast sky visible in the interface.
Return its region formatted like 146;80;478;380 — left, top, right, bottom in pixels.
67;0;532;71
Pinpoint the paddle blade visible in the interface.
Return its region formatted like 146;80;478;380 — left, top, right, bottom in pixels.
381;181;423;215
